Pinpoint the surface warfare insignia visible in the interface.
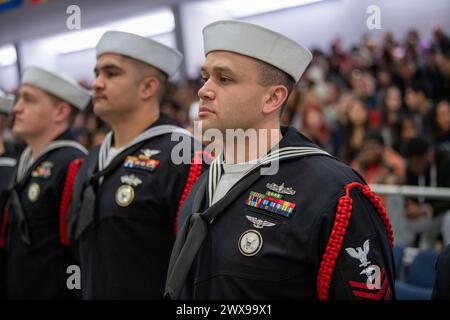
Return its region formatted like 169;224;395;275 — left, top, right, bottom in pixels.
28;182;40;202
245;215;276;229
31;161;53;178
245;190;296;218
115;174;142;207
123;149;160;172
238;230;263;256
265;182;296;195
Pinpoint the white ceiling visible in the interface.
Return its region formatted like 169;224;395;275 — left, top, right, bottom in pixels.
0;0;203;46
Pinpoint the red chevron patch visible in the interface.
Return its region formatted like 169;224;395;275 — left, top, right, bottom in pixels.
348;268;391;300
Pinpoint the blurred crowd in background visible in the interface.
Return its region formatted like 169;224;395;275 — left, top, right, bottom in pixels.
1;26;450;250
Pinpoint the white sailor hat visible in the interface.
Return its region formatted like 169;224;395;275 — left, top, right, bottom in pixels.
203;20;312;82
21;67;91;110
96;31;183;77
0;91;15;115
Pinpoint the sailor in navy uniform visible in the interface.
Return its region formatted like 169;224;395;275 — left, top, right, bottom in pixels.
67;31;208;299
165;21;396;300
0;92;16;298
5;67;90;299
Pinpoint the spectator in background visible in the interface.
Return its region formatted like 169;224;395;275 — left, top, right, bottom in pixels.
75;105;109;149
402;138;450;249
380;32;402;72
404;30;426;64
377;67;394;91
351;131;405;186
395;113;419;154
397;58;417;94
432;26;450;55
432;99;450;156
379;85;406;149
335;92;353;126
436;53;450;103
328;38;348;83
298;102;333;153
340;97;369;163
322;81;341;128
172;79;202;127
405;81;434;136
161;98;184;126
425;47;447;101
349;69;378;110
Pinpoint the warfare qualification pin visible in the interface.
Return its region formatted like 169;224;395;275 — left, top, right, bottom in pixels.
28;182;40;202
238;230;263;257
266;182;296;195
115;185;135;207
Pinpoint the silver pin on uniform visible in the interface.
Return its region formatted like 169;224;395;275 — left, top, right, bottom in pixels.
246;215;276;229
266;182;296;195
238;230;263;256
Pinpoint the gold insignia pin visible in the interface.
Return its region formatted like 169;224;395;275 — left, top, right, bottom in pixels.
28;182;40;202
115;185;135;207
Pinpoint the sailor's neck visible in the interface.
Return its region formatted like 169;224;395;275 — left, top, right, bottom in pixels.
111;108;159;149
223;127;282;164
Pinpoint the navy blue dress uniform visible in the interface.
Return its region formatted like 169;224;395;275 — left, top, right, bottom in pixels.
165;20;396;300
0;155;16;299
5;130;87;299
68;113;208;299
166;126;396;300
0;91;18;299
4;66;91;299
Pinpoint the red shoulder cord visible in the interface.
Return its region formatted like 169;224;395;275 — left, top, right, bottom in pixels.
173;151;214;237
59;158;85;246
317;182;394;300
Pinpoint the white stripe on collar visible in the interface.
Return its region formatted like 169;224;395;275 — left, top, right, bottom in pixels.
207;146;333;206
98;124;192;171
0;157;16;167
16;140;87;183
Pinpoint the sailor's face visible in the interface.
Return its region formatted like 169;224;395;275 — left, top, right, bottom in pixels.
198;51;268;133
12;85;56;140
92;53;140;123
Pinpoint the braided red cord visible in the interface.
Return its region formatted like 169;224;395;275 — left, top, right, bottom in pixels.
173;151;213;236
59;158;84;246
317;182;394;300
0;208;8;248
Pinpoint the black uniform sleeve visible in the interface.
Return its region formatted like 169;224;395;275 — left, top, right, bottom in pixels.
432;244;450;300
318;187;396;300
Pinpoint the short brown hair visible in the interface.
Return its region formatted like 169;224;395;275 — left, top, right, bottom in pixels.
49;94;79;127
256;60;295;114
125;56;168;102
